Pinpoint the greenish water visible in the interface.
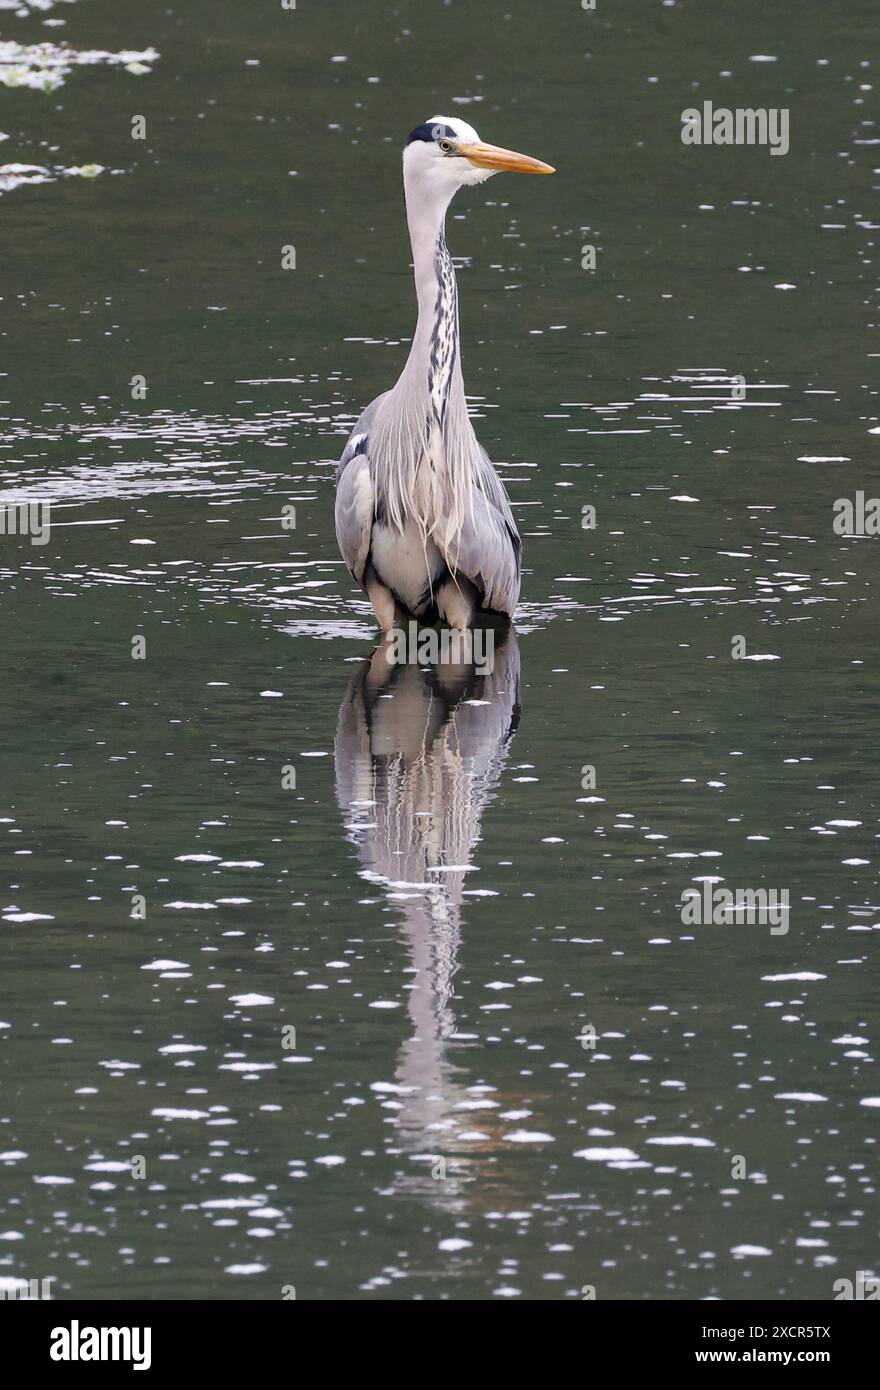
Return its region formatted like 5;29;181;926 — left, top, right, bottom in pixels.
1;0;877;1300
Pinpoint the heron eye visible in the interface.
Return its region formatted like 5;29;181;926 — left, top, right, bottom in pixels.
439;139;454;153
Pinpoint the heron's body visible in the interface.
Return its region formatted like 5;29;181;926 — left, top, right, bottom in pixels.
335;117;553;634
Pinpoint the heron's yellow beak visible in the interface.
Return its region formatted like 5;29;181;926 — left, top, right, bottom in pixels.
459;141;555;175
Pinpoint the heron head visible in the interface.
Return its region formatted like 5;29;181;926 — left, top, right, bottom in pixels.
403;116;554;191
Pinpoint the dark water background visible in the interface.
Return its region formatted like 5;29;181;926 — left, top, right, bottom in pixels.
0;0;877;1300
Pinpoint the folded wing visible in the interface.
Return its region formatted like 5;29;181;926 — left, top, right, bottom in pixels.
438;446;522;617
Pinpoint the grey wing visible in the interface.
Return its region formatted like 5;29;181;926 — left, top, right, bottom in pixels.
443;446;522;617
334;393;388;586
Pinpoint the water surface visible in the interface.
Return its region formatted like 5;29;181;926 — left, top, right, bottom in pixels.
0;0;877;1300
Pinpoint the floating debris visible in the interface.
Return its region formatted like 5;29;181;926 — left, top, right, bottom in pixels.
0;160;51;192
0;40;159;92
0;1;72;13
0;2;76;13
0;159;105;194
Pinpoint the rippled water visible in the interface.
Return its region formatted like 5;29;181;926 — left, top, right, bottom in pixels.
0;0;877;1300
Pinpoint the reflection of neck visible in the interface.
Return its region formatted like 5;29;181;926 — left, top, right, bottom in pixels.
406;889;461;1037
394;896;462;1142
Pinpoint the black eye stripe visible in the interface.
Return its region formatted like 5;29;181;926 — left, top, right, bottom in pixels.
405;122;458;147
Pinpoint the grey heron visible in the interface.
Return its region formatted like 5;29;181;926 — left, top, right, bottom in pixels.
335;116;554;635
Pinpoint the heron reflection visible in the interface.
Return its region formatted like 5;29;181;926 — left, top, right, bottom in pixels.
334;628;520;1198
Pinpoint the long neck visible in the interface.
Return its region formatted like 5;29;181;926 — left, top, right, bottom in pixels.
405;177;455;323
403;175;463;426
371;169;477;539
